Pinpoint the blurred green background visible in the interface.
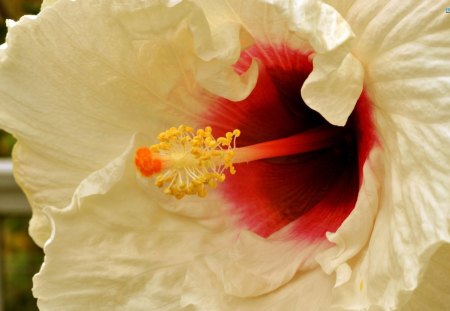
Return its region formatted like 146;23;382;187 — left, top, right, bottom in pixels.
1;1;45;311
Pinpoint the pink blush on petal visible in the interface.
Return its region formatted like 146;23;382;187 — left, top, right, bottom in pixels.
204;45;376;240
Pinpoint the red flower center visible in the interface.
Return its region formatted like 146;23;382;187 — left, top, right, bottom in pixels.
204;45;377;240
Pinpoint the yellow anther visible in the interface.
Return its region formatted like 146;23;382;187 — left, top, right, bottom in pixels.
138;125;240;199
204;136;213;146
230;166;236;175
217;137;228;145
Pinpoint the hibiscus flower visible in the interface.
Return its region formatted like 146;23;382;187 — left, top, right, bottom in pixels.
0;0;449;310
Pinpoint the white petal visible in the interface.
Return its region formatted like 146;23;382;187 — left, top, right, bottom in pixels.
317;1;450;309
316;148;382;277
355;2;450;121
181;260;334;311
211;229;331;298
314;149;383;309
41;0;58;10
301;51;364;126
290;0;364;126
0;0;254;245
399;244;450;311
33;134;237;310
194;0;364;125
34;132;339;310
192;0;309;50
320;120;450;310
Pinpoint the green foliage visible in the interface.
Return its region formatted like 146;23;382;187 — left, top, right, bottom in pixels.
0;21;5;44
21;0;41;15
0;130;16;157
2;217;43;311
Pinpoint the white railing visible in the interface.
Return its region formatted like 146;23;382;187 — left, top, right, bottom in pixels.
0;159;31;215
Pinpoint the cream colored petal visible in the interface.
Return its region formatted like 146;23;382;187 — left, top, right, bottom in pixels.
194;0;364;125
34;133;337;310
324;0;450;126
192;0;309;50
181;260;334;311
33;134;237;311
290;1;364;126
139;172;335;301
399;244;450;311
315;148;382;283
320;119;450;310
354;1;450;122
212;229;331;298
41;0;58;10
0;0;254;245
196;58;258;101
328;0;449;123
301;51;364;126
111;0;258;100
316;1;450;309
194;0;349;51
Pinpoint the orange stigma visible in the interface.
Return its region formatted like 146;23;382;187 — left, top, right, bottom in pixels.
134;147;162;177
